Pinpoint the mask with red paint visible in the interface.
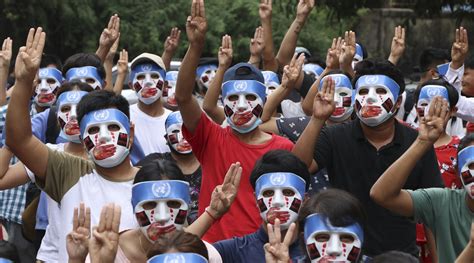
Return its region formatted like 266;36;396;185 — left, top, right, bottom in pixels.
255;172;306;230
131;181;190;242
34;68;63;107
79;109;130;168
353;75;400;127
130;63;166;105
196;64;218;93
319;74;354;123
57;91;88;143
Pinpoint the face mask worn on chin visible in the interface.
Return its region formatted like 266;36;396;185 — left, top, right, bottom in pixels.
131;180;190;242
79;108;130;168
353;75;400;127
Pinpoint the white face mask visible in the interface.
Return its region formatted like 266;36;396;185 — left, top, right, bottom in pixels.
164;71;179;110
166;123;192;154
223;93;264;133
197;67;217;92
80;109;130;168
354;75;400;127
331;86;353;122
416;85;450;119
133;71;165;105
304;214;364;263
458;146;474;199
132;181;190;242
57;91;88;143
34;68;63;107
255;173;306;230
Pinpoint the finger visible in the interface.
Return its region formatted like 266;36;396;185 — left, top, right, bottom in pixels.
105;203;113;231
79;202;85;226
85;207;91;231
267;223;275;244
92;228;106;243
283;223;296;246
401;27;406;41
351;31;356;45
199;0;206;18
455;28;460;44
107;15;114;30
274;218;282;243
124;49;128;62
6;38;12;52
232;166;242;188
434;97;443;117
112;204;121;233
191;0;196;17
2;39;6;51
344;31;349;44
330;38;336;49
439;100;449;121
73;207;79;230
464;28;469;46
98;203;107;232
328;77;335;101
114;15;120;32
228;35;232;49
25;28;35;50
176;29;181;41
222;163;236;185
37;32;46;55
290;53;297;67
461;27;467;44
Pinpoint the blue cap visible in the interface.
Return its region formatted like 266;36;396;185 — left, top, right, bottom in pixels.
166;71;179;81
57;91;88;107
262;71;280;86
131;180;190;209
437;62;450;77
222;80;267;103
79;108;130;136
223;63;265;83
354;75;400;102
66;66;104;86
419;85;450;106
304;213;364;243
318;73;352;91
255;172;306;199
148;253;208;263
458;146;474;176
39;67;64;83
165;111;183;130
130;63;166;83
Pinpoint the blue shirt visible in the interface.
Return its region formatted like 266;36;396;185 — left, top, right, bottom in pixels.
213;226;306;263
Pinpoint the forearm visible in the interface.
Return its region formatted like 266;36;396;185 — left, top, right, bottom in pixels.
292;117;325;168
203;66;226;124
6;79;34;148
455;241;474;263
186;210;215;238
0;146;13;178
162;50;173;71
95;46;109;63
176;44;203;103
261;19;278;71
371;139;431;203
113;71;126;95
388;54;401;66
248;54;261;68
261;85;291;122
340;64;354;78
0;65;9;106
103;59;114;91
276;18;306;67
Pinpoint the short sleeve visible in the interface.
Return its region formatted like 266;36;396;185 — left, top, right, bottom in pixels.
408;189;438;228
182;112;223;161
36;148;94;202
212;239;238;263
419;146;445;188
313;126;332;171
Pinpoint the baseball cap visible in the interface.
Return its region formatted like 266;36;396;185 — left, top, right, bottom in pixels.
223;62;265;83
131;53;166;70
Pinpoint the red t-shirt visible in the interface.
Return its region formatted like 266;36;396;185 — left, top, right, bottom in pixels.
182;113;294;242
435;136;461;189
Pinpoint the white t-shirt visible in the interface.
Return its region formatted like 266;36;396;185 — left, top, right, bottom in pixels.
36;148;138;262
130;104;171;156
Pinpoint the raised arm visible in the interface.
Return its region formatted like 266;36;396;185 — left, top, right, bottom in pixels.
261;53;304;122
249;26;265;68
162;27;181;70
5;28;49;180
259;0;278;71
186;162;241;237
95;14;120;63
103;36;120;92
113;49;128;95
0;38;12;106
202;35;232;124
339;31;356;78
451;26;469;70
292;76;335;168
275;0;315;68
370;97;448;217
175;0;208;133
388;26;406;65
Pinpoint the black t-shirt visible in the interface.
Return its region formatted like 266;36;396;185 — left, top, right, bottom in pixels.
314;119;444;257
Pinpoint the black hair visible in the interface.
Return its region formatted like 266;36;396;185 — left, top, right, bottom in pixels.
306;56;326;68
353;59;406;94
134;156;185;184
147;231;208;260
465;55;474;70
459;133;474;153
62;53;106;80
419;48;450;72
40;53;63;70
356;42;369;59
298;189;367;230
56;81;94;98
414;78;459;107
372;251;418;263
249;150;310;191
76;90;129;125
0;240;20;262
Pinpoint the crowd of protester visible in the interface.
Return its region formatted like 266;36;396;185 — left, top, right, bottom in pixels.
1;0;474;262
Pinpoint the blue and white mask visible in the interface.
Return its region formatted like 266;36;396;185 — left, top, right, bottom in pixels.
304;64;324;79
66;66;104;90
132;180;190;242
196;64;218;92
57;91;88;143
458;146;474;199
34;68;63;107
262;71;280;96
79;109;130;168
255;172;306;230
416;85;450;118
319;74;353;123
304;213;364;263
222;80;266;133
148;253;208;263
354;75;400;127
352;44;364;69
130;63;166;105
164;71;179;109
165;112;192;154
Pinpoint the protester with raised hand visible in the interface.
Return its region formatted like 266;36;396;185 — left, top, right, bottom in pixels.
176;0;293;242
162;27;181;71
388;25;406;66
264;219;295;263
339;31;356;78
113;49;129;95
259;0;278;71
249;26;264;68
202;34;232;124
104;36;120;92
66;203;90;263
95;14;120;63
0;37;12;106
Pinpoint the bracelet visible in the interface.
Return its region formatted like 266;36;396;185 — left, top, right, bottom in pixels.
205;207;218;221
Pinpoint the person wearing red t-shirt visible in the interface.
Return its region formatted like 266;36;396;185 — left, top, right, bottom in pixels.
175;0;293;243
413;78;461;263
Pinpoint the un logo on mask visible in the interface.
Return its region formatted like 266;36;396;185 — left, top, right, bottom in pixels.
427;87;442;98
270;173;286;186
93;110;110;121
39;69;48;78
77;68;89;77
164;254;186;263
234;81;248;91
152;182;171;198
141;64;153;72
66;91;81;102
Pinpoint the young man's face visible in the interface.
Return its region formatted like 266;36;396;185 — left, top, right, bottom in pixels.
462;68;474;97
